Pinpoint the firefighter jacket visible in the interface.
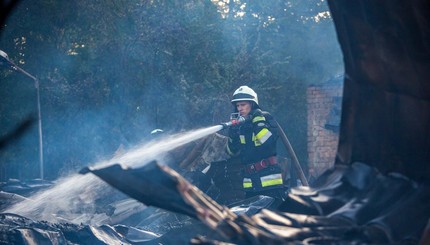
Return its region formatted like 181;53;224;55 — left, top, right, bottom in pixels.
227;110;284;192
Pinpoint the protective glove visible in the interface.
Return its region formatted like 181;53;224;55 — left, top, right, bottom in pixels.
220;122;230;129
227;124;241;156
228;125;240;139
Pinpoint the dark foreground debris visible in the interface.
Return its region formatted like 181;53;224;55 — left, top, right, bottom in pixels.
83;161;430;245
1;160;429;244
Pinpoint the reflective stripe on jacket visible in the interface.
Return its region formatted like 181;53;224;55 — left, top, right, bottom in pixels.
243;173;283;189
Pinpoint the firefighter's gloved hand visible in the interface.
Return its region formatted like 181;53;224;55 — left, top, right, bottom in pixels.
228;125;241;153
220;122;230;129
228;125;240;139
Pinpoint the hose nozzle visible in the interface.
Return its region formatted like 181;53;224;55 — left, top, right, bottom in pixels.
220;115;247;129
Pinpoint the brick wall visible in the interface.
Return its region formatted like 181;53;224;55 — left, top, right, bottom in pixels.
307;77;343;180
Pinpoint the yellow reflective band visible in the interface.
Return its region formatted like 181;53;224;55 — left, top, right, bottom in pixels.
260;173;283;187
256;128;272;144
252;116;265;123
243;178;252;188
262;178;283;187
243;183;253;188
240;135;246;144
252;133;261;146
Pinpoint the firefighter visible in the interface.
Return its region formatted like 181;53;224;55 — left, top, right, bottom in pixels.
226;85;285;200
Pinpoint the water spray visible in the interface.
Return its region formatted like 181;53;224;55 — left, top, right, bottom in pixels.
5;125;223;224
5;112;270;224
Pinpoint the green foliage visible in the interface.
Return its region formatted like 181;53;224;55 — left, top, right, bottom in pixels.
0;0;342;179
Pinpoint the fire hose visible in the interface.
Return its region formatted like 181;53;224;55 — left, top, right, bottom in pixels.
273;120;309;186
221;113;309;186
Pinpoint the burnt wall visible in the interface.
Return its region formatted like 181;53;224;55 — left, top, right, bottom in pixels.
307;77;342;179
328;0;430;182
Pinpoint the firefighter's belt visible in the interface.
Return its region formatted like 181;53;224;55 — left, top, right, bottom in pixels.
244;156;277;174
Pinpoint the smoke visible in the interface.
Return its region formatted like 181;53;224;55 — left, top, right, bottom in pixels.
5;125;222;224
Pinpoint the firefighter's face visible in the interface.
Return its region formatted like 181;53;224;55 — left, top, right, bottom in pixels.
236;101;252;116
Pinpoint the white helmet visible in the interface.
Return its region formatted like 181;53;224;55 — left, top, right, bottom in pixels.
231;85;259;106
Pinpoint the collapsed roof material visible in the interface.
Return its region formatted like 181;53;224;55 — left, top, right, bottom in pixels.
84;161;430;244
